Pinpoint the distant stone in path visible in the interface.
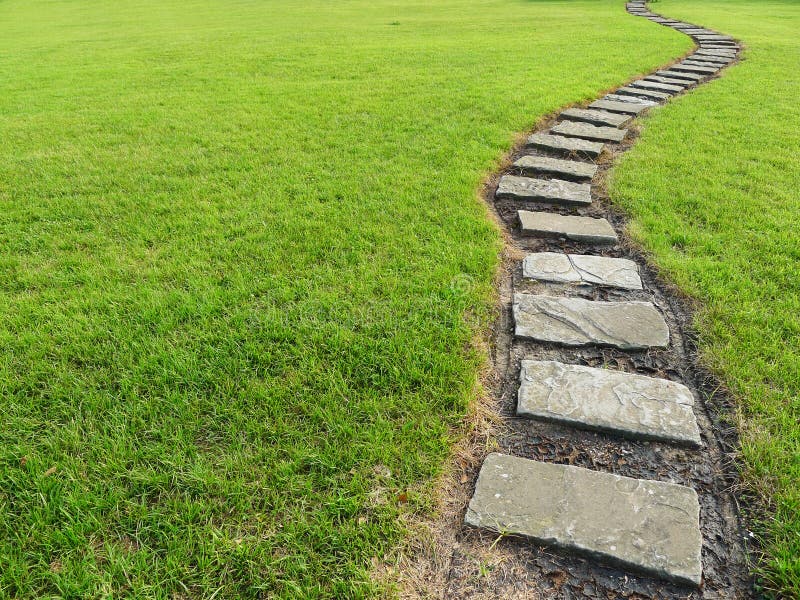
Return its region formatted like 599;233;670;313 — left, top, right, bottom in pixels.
522;252;642;289
517;360;702;445
559;107;631;128
518;211;618;245
513;156;597;181
551;121;627;143
513;293;670;349
616;86;672;100
526;133;604;158
465;454;703;587
588;99;650;115
630;79;684;93
497;175;591;206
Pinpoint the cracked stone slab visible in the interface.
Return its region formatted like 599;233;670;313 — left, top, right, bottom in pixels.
695;48;736;56
513;293;669;349
513;156;597;181
601;94;659;106
588;99;649;115
671;63;718;75
497;175;591;206
644;75;692;87
551;121;627;143
465;454;703;587
525;133;604;158
630;79;684;93
656;69;705;82
522;252;642;289
518;211;618;245
559;108;631;128
517;360;701;445
616;86;672;100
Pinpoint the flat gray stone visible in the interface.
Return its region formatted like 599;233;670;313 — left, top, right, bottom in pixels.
466;454;703;587
695;34;733;41
695;48;736;57
497;175;591;206
525;133;604;158
602;94;659;106
683;60;723;69
513;156;597;181
616;86;672;100
692;52;734;62
513;293;669;349
629;80;684;93
643;76;692;87
551;121;627;143
671;63;718;74
518;211;618;245
517;360;701;445
522;252;642;289
701;43;738;48
559;108;631;128
656;70;704;81
588;99;649;115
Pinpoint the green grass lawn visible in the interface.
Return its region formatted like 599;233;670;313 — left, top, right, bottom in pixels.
0;0;690;597
610;1;800;596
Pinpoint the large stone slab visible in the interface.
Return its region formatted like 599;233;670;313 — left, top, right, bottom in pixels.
517;360;701;445
695;48;736;57
683;59;723;69
518;211;618;245
691;52;733;62
616;86;672;100
513;293;670;349
559;107;631;128
656;69;705;82
465;454;703;587
671;63;718;75
602;94;658;106
513;156;597;181
644;75;692;88
497;175;591;206
630;79;684;93
526;133;604;158
695;34;733;41
551;121;627;143
588;99;649;115
522;252;642;289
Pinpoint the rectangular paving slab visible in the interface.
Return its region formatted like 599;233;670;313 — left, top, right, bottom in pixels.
643;75;692;87
559;107;631;128
465;454;703;587
517;360;701;445
513;156;597;181
496;175;591;206
522;252;642;289
588;99;649;115
683;59;723;69
616;86;672;100
525;133;604;158
671;63;718;75
518;211;618;245
630;79;684;93
656;69;705;82
601;94;658;106
695;48;736;56
551;121;627;143
513;293;669;349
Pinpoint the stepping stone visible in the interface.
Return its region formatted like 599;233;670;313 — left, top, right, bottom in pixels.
701;42;738;48
517;360;701;445
644;75;692;87
551;121;627;143
497;175;591;206
522;252;642;289
683;60;722;69
656;69;704;82
602;94;659;106
616;86;671;100
513;293;669;349
629;80;684;93
518;211;618;244
526;133;604;158
513;156;597;181
692;52;734;61
559;107;631;128
465;454;703;587
671;63;718;75
695;34;733;41
696;48;736;56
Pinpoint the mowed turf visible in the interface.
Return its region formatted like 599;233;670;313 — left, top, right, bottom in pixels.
610;1;800;596
0;0;690;597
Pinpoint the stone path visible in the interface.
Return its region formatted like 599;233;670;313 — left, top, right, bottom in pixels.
462;1;747;594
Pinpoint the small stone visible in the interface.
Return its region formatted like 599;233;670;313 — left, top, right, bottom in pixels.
518;211;618;245
465;454;703;587
588;99;649;115
522;252;642;289
513;293;669;349
517;360;701;445
526;133;604;158
559;108;631;128
513;156;597;181
551;121;627;143
629;80;684;93
496;175;591;206
616;86;671;100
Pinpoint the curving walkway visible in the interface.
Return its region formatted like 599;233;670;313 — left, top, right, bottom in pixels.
461;1;753;596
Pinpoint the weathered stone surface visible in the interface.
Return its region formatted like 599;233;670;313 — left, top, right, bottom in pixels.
551;121;627;143
465;454;703;587
513;156;597;181
671;63;718;74
692;52;733;62
513;293;669;349
630;80;684;93
616;86;671;100
644;75;692;87
497;175;591;206
560;108;631;128
695;34;733;41
696;48;736;57
522;252;642;289
518;211;618;245
656;69;704;81
526;133;604;158
602;94;658;106
588;99;649;115
683;60;723;69
701;42;738;48
517;360;701;445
